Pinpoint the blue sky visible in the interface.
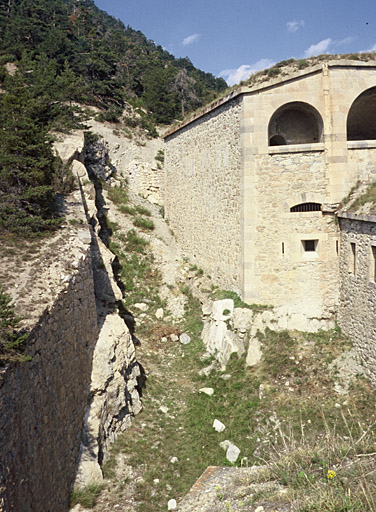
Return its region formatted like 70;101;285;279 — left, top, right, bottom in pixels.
94;0;376;85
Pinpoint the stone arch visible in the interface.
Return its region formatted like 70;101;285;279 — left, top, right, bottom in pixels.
290;202;322;212
268;101;323;145
347;86;376;140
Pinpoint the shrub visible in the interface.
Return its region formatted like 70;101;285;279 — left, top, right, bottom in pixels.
0;285;29;364
133;216;155;230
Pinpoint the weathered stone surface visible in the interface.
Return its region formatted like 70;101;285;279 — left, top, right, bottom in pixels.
212;299;234;321
74;314;142;487
226;443;240;463
0;240;98;512
53;131;85;164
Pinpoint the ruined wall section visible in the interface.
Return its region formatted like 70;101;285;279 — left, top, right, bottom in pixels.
338;215;376;386
0;227;97;512
165;98;243;291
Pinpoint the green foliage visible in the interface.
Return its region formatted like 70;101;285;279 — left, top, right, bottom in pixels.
106;186;129;205
133;216;155;230
0;0;227;124
0;285;29;364
211;289;271;312
70;483;103;509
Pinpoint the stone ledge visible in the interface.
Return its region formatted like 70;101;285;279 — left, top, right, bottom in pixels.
268;142;325;154
347;140;376;150
338;211;376;223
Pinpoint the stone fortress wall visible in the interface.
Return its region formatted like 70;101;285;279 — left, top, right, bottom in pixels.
0;135;142;511
338;213;376;387
164;60;376;329
165;96;243;292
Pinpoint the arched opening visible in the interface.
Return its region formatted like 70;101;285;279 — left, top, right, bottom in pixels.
290;203;321;212
269;135;286;146
268;102;323;146
347;86;376;140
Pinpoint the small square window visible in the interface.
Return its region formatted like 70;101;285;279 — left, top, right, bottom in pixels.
302;239;318;252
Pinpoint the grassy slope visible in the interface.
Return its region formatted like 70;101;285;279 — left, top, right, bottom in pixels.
72;185;376;512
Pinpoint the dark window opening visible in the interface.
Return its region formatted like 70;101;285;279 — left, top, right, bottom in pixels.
350;242;356;274
347;87;376;141
282;242;285;255
270;135;287;146
371;245;376;282
303;239;317;252
290;202;322;212
268;101;323;146
336;240;339;255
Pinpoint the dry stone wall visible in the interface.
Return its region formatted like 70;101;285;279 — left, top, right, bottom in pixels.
338;214;376;386
0;241;98;512
165;98;243;291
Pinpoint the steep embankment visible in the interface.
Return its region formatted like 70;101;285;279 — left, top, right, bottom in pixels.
69;125;376;512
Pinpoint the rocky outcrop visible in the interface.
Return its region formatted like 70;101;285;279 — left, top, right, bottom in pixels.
74;313;142;485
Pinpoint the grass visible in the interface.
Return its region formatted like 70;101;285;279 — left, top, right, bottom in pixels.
211;288;271;312
88;181;376;512
70;483;103;509
106;185;129;206
133;216;155;230
348;181;376;211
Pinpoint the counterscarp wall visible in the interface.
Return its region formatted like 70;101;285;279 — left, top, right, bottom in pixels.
0;233;97;512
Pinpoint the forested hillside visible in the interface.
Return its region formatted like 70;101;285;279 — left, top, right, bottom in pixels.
0;0;227;235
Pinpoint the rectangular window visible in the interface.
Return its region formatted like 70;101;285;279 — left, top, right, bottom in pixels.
302;239;318;252
370;245;376;282
350;242;356;274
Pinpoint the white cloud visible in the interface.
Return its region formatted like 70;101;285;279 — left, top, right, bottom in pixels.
182;33;200;46
219;59;276;86
361;43;376;52
286;20;305;33
304;38;332;58
334;36;355;47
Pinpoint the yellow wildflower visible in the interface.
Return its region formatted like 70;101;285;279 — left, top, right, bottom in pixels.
327;469;336;480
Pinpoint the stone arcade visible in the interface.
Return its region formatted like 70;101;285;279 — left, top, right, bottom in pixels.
164;59;376;333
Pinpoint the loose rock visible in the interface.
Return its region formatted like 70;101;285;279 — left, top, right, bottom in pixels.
213;419;226;432
180;333;191;345
168;498;177;510
199;387;214;396
226;443;240;463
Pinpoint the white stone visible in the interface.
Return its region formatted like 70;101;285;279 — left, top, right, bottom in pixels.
170;334;179;342
212;299;234;321
134;302;148;311
213;419;226;432
159;406;169;414
170;457;178;464
219;440;232;451
168;499;177;510
233;307;254;331
155;308;164;319
180;333;191;345
226;443;240;463
246;337;263;366
199;387;214;396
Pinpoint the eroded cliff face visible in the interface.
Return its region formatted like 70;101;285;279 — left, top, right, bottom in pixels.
0;131;142;510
